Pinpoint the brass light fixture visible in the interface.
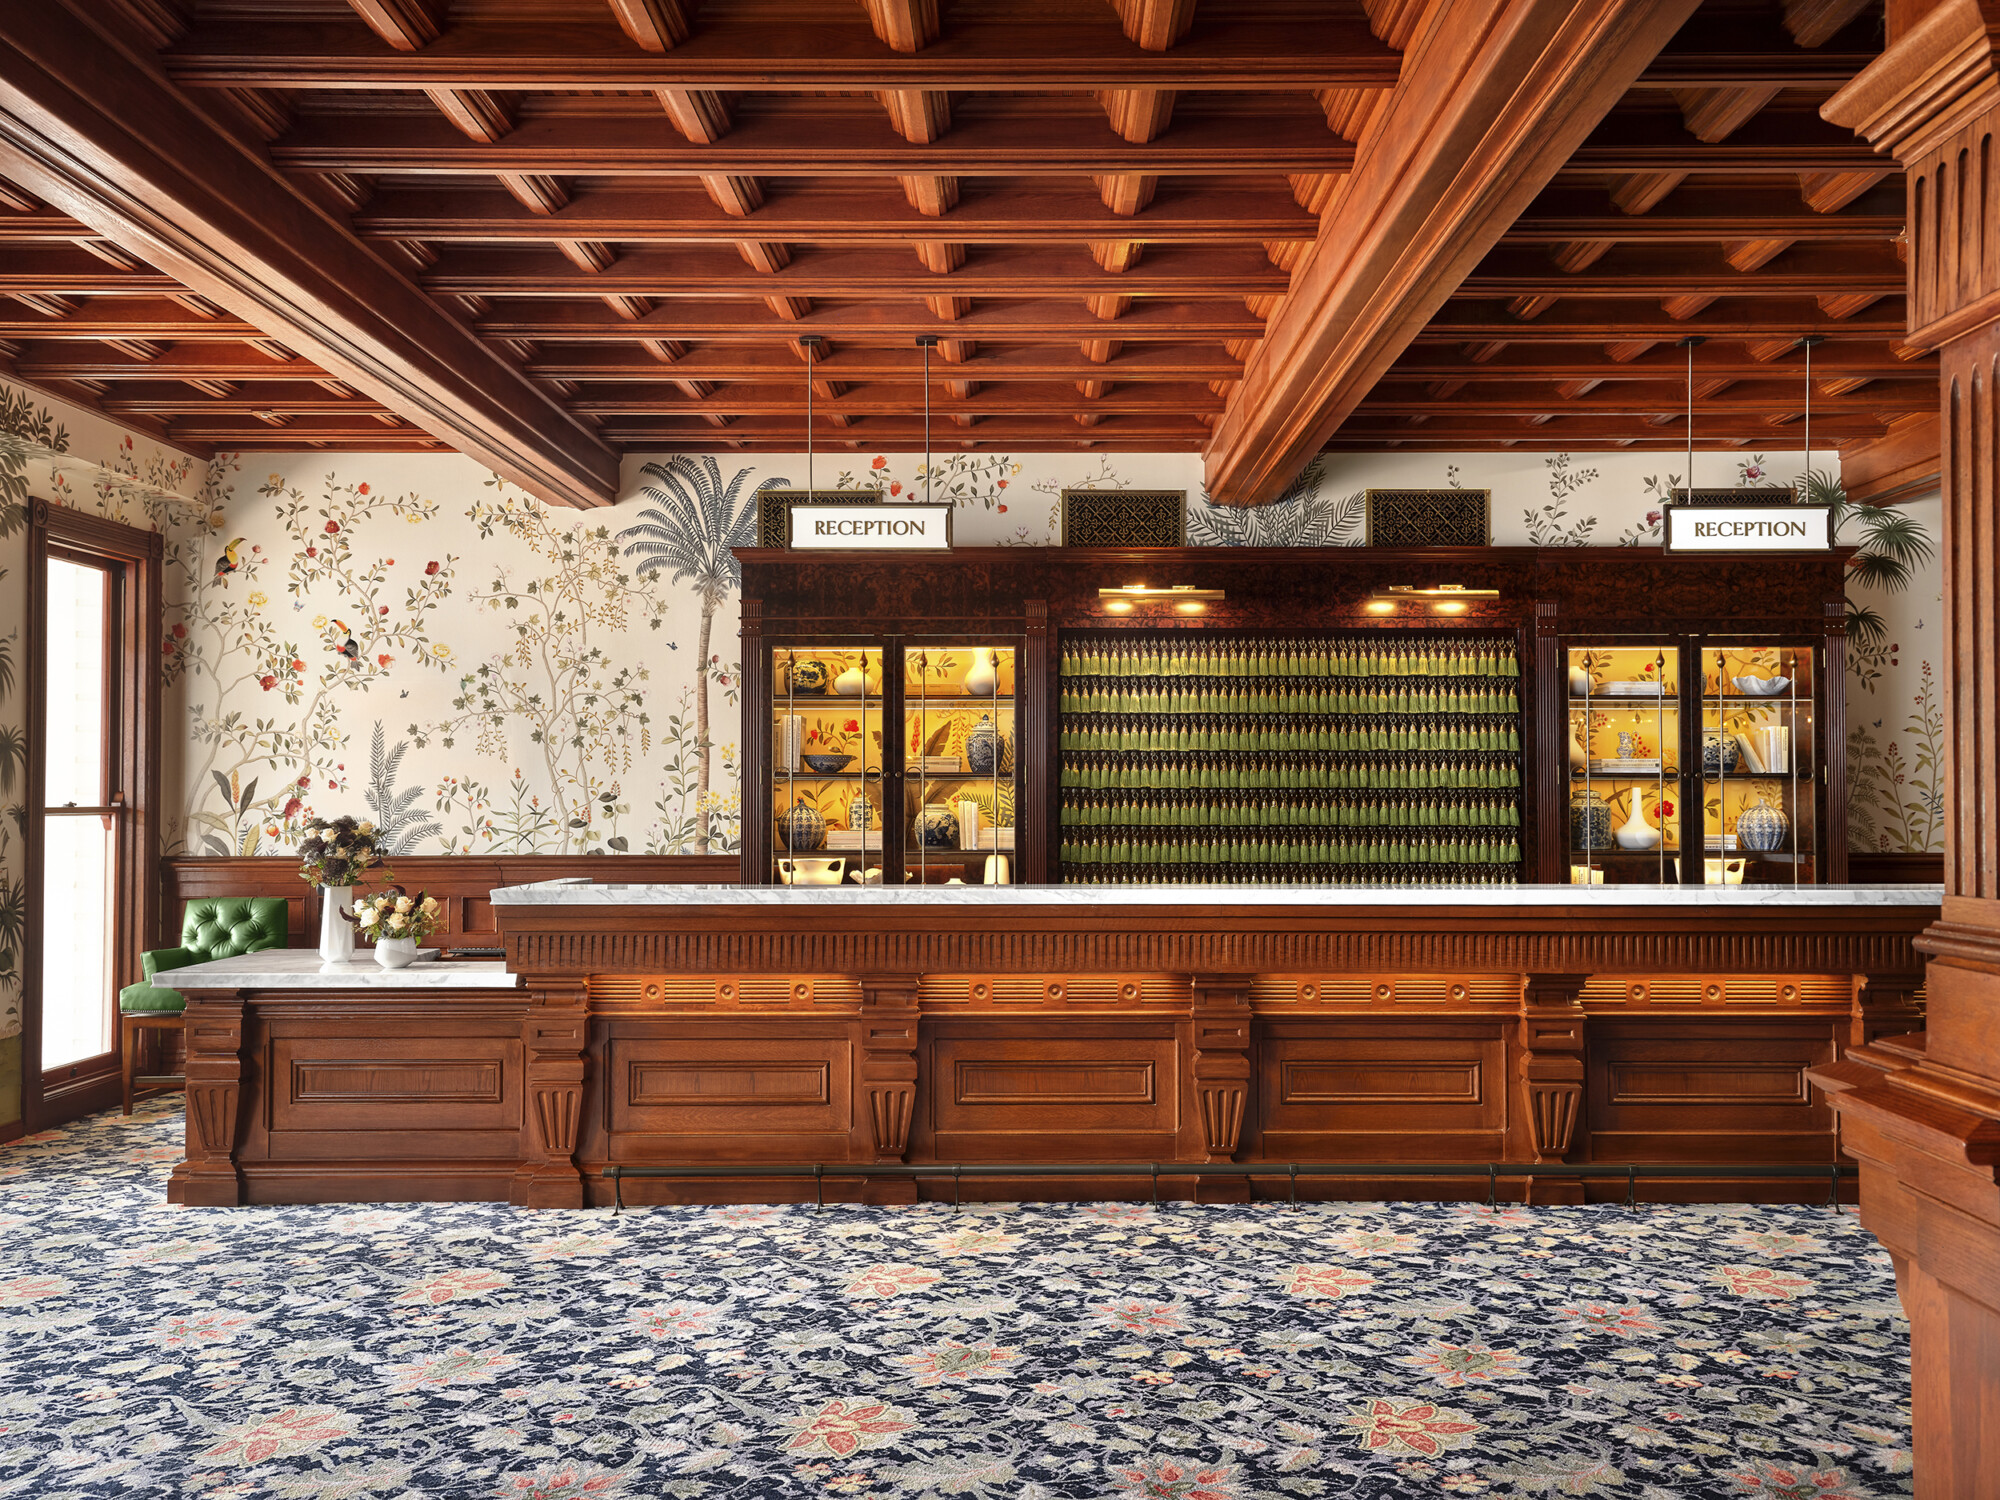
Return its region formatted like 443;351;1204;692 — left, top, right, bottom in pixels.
1097;583;1227;614
1367;583;1500;615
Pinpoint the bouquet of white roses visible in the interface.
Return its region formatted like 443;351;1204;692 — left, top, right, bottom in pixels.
346;887;443;943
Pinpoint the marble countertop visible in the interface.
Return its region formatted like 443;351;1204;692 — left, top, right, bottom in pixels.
150;951;519;990
489;880;1942;910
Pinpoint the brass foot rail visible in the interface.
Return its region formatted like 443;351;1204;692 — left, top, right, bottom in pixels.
601;1161;1856;1214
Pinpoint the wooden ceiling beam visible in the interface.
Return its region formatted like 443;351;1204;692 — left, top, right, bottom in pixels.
591;413;1215;441
1335;411;1892;438
1508;188;1904;244
161;12;1401;91
1415;295;1907;341
1457;243;1905;298
508;343;1246;383
268;97;1356;177
417;242;1287;299
1389;342;1935;381
0;3;614;505
604;0;692;53
15;344;338;381
1355;385;1932;416
1204;0;1702;503
342;180;1323;246
474;297;1265;342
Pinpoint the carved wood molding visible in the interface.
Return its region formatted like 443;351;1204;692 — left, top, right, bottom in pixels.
500;911;1933;979
1519;972;1588;1161
173;992;246;1206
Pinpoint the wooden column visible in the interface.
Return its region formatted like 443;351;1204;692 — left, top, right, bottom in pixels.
1817;8;2000;1491
171;991;246;1207
513;982;589;1209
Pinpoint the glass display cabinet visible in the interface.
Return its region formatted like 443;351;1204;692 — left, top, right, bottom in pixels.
1562;635;1826;885
762;636;1020;886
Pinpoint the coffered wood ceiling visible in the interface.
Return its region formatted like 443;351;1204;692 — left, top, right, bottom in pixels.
0;0;1920;507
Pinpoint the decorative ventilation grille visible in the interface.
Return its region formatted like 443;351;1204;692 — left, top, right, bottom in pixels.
1363;489;1491;546
1249;974;1519;1006
1061;489;1187;547
917;973;1192;1008
587;974;863;1008
1671;487;1799;507
755;488;884;549
1578;974;1850;1007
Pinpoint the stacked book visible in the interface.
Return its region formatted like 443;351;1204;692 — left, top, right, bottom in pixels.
914;755;962;775
825;830;873;851
1597;681;1667;697
1704;834;1739;851
1587;758;1663;775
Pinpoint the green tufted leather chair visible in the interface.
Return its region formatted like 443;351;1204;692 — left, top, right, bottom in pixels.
120;897;289;1114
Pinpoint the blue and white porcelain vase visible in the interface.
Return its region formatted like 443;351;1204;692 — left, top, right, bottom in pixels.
787;657;830;695
1701;730;1741;775
966;714;999;774
914;804;960;849
1735;796;1790;852
1569;792;1614;852
847;792;876;833
778;797;826;851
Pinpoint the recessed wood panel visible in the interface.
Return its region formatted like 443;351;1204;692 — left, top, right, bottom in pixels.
291;1059;503;1104
268;1037;520;1134
1260;1025;1508;1140
630;1060;831;1107
1587;1021;1836;1151
931;1033;1177;1138
956;1059;1155;1105
607;1036;850;1136
1280;1058;1482;1105
1608;1061;1809;1107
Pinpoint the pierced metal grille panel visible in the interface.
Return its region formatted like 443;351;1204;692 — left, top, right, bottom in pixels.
1061;489;1187;547
1363;489;1492;547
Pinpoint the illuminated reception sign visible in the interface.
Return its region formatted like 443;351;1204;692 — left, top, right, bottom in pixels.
1662;503;1833;554
790;503;954;550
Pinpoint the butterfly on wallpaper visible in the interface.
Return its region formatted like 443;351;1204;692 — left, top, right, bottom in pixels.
1873;720;1882;728
1914;619;1925;629
399;690;408;698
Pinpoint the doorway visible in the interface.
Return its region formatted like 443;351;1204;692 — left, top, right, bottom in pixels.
25;503;161;1128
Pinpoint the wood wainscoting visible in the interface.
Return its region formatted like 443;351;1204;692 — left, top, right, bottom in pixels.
160;855;738;950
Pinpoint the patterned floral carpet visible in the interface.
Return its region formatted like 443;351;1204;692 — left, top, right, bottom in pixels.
0;1102;1911;1499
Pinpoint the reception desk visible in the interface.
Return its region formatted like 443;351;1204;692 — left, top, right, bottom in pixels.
147;884;1937;1209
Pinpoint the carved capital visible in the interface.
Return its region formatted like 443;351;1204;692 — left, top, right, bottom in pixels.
1852;973;1927;1048
1824;0;2000;165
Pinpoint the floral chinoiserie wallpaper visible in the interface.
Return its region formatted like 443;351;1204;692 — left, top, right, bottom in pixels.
0;371;1944;1130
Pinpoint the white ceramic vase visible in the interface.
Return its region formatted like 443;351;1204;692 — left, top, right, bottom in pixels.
1567;665;1591;697
1614;792;1663;851
961;648;998;697
318;884;355;967
1568;729;1588;772
373;935;421;969
832;665;867;696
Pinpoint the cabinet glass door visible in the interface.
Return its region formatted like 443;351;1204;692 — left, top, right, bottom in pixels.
771;643;885;886
1566;641;1682;885
1696;640;1818;885
903;641;1017;885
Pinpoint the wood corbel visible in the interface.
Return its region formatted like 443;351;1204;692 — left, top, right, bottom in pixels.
513;981;589;1208
171;989;246;1207
1518;972;1589;1164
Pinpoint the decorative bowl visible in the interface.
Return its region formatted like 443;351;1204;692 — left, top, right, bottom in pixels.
801;753;855;774
847;866;884;884
1732;675;1791;697
778;857;846;886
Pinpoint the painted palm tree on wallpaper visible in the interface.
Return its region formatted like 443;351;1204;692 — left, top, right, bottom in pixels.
617;457;770;853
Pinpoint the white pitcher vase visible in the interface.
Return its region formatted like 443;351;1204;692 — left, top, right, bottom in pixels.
318;885;356;967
